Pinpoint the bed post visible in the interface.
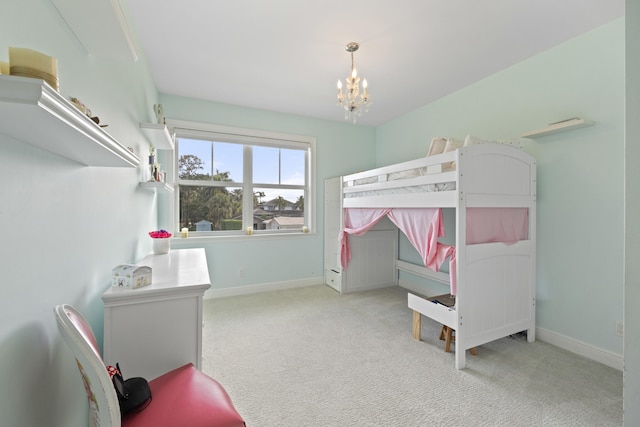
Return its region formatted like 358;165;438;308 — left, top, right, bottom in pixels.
455;148;467;370
528;160;537;343
455;334;466;370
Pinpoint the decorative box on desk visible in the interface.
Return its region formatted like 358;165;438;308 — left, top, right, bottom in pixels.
111;264;152;289
102;248;210;381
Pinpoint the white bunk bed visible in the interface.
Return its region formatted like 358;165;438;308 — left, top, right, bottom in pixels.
340;143;536;369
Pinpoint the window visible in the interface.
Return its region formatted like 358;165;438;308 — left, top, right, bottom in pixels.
170;121;315;236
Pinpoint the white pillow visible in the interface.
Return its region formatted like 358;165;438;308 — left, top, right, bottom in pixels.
427;137;447;157
443;137;464;152
442;138;463;170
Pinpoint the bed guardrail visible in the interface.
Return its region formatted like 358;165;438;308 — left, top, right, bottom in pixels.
343;151;457;188
395;259;449;285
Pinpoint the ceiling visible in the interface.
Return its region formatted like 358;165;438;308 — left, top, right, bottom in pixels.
124;1;624;127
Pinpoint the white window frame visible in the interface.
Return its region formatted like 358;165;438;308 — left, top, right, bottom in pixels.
168;120;316;238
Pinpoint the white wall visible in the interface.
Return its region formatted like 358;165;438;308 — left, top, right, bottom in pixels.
0;1;159;425
376;19;625;361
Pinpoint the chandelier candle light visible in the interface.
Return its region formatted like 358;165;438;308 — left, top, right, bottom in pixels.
336;42;371;123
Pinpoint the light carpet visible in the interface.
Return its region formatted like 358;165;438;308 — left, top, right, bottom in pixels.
202;285;622;426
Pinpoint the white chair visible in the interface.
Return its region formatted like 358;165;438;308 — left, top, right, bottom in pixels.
54;304;246;427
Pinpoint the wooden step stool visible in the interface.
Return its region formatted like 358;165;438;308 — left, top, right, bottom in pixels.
411;293;477;356
439;325;478;355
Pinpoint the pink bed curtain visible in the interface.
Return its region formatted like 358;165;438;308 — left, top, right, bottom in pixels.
340;207;456;288
466;208;528;244
340;207;529;295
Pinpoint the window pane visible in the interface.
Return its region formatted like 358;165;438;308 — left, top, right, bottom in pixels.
178;138;243;182
214;142;243;182
253;146;279;184
253;147;305;185
179;185;243;231
178;138;211;179
254;188;304;230
281;149;305;185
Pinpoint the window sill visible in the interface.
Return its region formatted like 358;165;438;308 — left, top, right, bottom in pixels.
170;231;316;244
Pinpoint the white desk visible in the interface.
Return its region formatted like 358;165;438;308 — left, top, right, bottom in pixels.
102;248;210;380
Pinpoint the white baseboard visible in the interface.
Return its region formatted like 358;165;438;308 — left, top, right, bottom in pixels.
204;276;324;299
399;280;623;371
536;327;623;371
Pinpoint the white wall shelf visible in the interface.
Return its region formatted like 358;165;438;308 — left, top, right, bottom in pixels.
139;181;174;193
0;75;140;167
139;123;174;191
521;118;594;138
140;122;174;150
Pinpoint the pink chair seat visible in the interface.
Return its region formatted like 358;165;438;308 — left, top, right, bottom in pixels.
54;304;245;427
123;363;245;427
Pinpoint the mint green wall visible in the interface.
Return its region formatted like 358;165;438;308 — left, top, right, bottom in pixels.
160;94;376;292
625;0;640;424
377;20;625;357
0;1;160;425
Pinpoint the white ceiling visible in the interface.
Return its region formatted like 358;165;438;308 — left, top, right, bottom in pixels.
124;1;624;127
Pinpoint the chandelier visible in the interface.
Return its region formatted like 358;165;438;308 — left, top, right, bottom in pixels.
336;42;371;123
